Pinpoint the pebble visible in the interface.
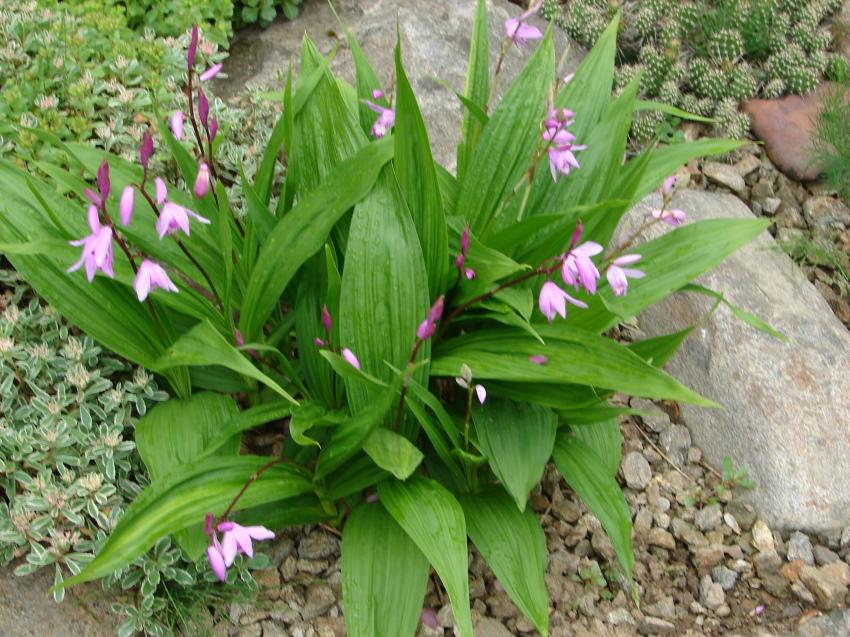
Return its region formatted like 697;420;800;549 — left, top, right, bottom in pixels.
703;161;746;194
473;618;513;637
631;398;671;433
695;504;722;532
606;608;635;626
803;196;850;230
643;596;676;621
752;520;775;553
723;512;741;535
634;508;654;536
753;549;789;597
622;452;653;490
699;575;726;610
659;425;691;466
691;544;725;569
786;531;815;566
298;531;339;560
302;583;336;621
799;562;850;610
711;565;738;591
813;545;840;565
647;528;677;551
761;197;781;214
638;617;677;634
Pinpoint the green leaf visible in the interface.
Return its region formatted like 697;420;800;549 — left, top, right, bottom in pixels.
155;320;298;405
552;433;634;585
61;457;312;587
342;502;429;637
432;327;717;406
472;398;556;511
339;169;430;426
239;137;393;340
379;477;473;637
135;393;241;559
314;375;401;479
627;327;695;368
363;429;424;480
255;109;288;206
457;0;490;181
634;100;714;123
681;283;787;341
571;419;621;478
459;487;549;636
395;41;449;296
458;29;554;236
199;402;292;460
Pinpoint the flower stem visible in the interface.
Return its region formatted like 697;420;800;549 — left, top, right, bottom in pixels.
216;457;289;526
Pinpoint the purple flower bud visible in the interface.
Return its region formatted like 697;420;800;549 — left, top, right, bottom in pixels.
83;188;101;207
569;221;583;250
342;348;360;369
426;295;444;324
372;89;384;100
421;608;439;630
96;161;110;201
194;163;210;198
416;319;435;341
460;225;470;255
464;268;476;280
204;512;215;538
188;25;199;68
455;252;465;273
417;295;445;341
198;89;209;128
314;337;325;348
208;117;218;141
200;63;223;82
528;354;548;365
140;131;154;169
662;175;676;197
321;305;333;334
365;491;379;503
155;177;167;205
235;330;245;347
170;111;184;140
119;186;135;226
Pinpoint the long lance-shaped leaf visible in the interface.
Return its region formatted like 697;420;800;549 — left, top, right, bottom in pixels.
459;488;549;636
60;457;312;587
239;137;392;340
457;0;489;180
458;29;554;237
379;477;473;637
432;327;717;406
342;502;429;637
156;320;298;404
553;433;634;590
394;39;449;297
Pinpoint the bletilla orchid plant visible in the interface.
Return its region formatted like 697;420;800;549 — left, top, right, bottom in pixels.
0;2;773;635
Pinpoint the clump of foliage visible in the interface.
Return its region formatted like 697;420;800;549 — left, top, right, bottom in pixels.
0;0;279;189
542;0;847;140
234;0;306;27
0;269;259;636
812;79;850;207
0;4;776;636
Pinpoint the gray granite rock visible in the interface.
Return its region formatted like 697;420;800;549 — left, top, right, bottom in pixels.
620;190;850;533
622;451;652;490
220;0;582;170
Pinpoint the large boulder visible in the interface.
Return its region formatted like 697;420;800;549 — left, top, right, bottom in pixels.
220;0;582;170
621;189;850;533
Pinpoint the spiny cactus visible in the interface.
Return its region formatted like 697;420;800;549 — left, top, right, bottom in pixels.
541;0;848;140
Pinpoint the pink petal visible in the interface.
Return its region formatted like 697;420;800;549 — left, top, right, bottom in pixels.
199;63;223;82
87;205;101;233
221;532;239;566
245;525;275;541
134;267;151;302
120;186;134;226
475;384;487;404
207;544;227;582
170;111;184;140
155;178;167;205
529;354;548;365
613;253;641;266
342;348;360;369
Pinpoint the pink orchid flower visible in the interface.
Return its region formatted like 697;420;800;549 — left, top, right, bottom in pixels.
194;163;211;198
538;280;587;322
456;364;487;404
119;186;135;226
416;296;445;341
342;348;361;369
606;254;645;296
67;205;114;282
651;207;686;227
134;259;178;301
156;201;211;238
170;111;184;140
363;100;395;138
561;241;603;293
218;520;275;565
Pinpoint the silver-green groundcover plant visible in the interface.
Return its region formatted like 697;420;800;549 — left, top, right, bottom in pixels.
0;2;774;635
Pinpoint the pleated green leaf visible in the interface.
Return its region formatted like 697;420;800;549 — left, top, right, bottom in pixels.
135;393;241;559
363;429;424;480
432;327;717;406
60;457;312;587
460;487;549;636
339;169;430;424
342;502;429;637
239;137;392;340
156;320;298;405
379;477;473;637
458;29;554;236
472;398;557;511
394;40;449;296
571;419;621;479
457;0;490;181
553;433;634;586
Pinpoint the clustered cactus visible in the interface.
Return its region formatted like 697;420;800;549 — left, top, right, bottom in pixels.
0;270;258;636
542;0;848;140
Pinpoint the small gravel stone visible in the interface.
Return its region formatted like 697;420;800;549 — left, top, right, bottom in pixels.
786;531;815;566
638;617;677;635
552;499;582;523
643;596;676;621
699;574;726;610
711;565;738;591
840;526;850;549
723;513;741;535
791;580;816;605
236;625;262;637
437;604;454;628
473;618;512;637
631;398;671;433
703;162;746;194
606;608;635;626
803;195;850;230
302;583;336;620
622;452;653;490
298;531;339;560
647;528;676;551
761;197;781;214
813;545;840;565
734;154;760;177
753;549;789;597
691;544;725;569
695;504;722;532
752;520;775;552
634;508;654;536
659;425;691;466
799;562;850;610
